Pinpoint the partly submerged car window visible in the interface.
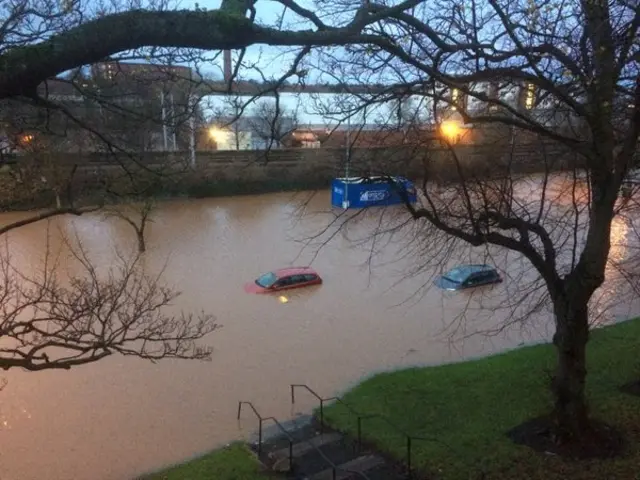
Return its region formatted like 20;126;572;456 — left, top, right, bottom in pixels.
256;272;278;288
484;271;498;281
442;267;470;283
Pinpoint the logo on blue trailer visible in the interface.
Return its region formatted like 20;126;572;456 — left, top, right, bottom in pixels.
333;187;343;194
360;190;389;202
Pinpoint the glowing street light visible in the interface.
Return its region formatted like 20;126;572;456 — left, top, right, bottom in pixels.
440;121;462;143
208;126;228;145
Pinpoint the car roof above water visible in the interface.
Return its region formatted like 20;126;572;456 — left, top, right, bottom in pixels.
445;264;496;275
274;266;318;277
459;264;495;272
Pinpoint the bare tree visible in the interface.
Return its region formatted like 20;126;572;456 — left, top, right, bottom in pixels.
209;95;248;150
248;99;299;149
0;0;637;451
0;1;220;372
0;230;218;371
297;0;637;450
104;198;155;253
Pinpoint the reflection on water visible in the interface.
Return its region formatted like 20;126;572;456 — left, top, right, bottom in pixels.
591;215;640;324
609;216;630;265
0;188;637;480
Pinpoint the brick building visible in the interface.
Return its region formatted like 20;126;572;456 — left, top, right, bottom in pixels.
1;62;204;154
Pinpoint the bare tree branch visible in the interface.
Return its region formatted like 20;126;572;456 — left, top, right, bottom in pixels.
0;228;218;371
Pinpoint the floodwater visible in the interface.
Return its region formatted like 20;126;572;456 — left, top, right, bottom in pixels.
0;182;638;480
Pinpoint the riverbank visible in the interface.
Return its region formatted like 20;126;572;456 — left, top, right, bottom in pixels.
0;172;332;212
323;318;640;480
135;319;640;480
137;443;267;480
0;142;580;212
154;177;330;200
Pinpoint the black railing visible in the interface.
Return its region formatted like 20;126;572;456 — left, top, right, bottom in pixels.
237;400;372;480
291;383;433;479
237;401;292;459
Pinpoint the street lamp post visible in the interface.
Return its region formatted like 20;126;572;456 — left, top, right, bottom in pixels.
160;91;168;151
189;94;197;168
343;113;352;209
170;93;177;151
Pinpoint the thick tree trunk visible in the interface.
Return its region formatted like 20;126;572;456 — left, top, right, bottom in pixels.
551;299;590;441
136;230;146;253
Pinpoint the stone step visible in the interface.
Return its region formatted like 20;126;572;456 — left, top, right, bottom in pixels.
307;454;386;480
260;414;314;441
251;414;314;445
293;433;361;477
359;463;408;480
269;433;343;462
252;417;322;456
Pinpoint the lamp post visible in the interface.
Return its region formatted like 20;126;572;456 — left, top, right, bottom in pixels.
189;94;197;168
160;91;168;151
170;93;177;151
343;113;351;209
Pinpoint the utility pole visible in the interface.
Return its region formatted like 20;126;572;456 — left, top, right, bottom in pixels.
343;113;352;209
160;91;168;151
189;94;197;168
170;93;177;150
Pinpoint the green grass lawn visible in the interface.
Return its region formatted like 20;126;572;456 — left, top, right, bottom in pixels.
138;443;268;480
323;319;640;480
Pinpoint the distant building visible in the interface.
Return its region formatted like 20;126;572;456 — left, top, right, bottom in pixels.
3;66;596;154
440;80;587;135
204;115;297;151
91;62;200;84
0;61;204;153
89;62;203;152
285;123;446;149
288;131;321;148
208;129;252;151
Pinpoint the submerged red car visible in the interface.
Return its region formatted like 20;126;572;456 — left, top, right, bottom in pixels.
244;267;323;293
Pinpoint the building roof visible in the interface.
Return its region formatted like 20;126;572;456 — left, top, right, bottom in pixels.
91;61;199;83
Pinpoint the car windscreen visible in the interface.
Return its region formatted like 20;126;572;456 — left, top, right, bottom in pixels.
256;272;278;288
442;267;471;283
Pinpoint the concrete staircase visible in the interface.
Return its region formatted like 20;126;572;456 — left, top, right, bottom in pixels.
249;415;408;480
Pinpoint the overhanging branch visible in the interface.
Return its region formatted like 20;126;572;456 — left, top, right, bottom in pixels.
0;206;101;236
0;8;380;99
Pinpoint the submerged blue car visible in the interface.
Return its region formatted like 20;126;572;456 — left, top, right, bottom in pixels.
434;264;502;291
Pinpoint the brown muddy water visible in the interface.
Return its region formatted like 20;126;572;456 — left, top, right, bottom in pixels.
0;185;637;480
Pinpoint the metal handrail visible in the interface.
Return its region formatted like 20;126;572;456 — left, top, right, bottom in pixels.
238;401;287;457
291;384;357;432
238;400;372;480
358;413;433;476
291;383;434;479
